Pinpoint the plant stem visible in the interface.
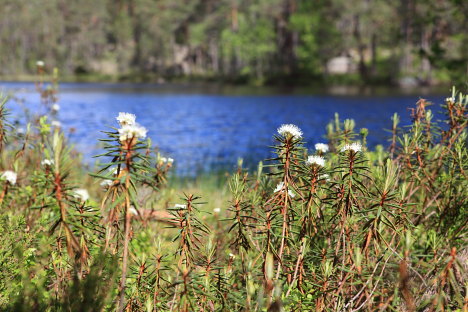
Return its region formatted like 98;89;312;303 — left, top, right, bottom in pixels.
117;143;133;312
117;184;131;312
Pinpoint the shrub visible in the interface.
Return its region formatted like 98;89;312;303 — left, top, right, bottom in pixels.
0;88;466;311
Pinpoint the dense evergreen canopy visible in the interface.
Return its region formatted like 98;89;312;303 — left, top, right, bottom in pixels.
1;0;466;85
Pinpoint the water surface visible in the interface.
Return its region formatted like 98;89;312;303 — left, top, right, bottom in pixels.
0;81;446;175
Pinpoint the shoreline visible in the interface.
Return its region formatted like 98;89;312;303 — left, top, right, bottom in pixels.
0;77;451;97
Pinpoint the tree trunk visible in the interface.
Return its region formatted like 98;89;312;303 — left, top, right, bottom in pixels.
128;0;143;69
210;40;219;73
277;0;297;75
353;14;368;81
370;33;377;77
420;29;432;84
400;0;415;76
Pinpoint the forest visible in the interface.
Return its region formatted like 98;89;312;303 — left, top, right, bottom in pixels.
1;0;467;85
0;0;467;311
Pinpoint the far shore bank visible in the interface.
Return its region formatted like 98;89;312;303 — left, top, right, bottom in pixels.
0;75;452;97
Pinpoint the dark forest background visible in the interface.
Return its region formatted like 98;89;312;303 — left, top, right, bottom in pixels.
1;0;467;86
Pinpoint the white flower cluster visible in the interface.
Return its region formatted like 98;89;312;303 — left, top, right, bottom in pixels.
116;112;136;126
51;120;61;128
118;125;147;142
341;142;362;153
160;157;174;164
174;204;187;209
274;182;295;198
306;155;326;167
52;104;60;112
129;206;139;216
315;143;329;153
100;167;118;187
274;182;284;193
41;159;54;166
36;60;45;67
446;97;455;103
116;112;147;142
1;170;17;185
100;179;113;187
277;124;303;139
319;174;331;182
73;189;89;202
213;207;221;213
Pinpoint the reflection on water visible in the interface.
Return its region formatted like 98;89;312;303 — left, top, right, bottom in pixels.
1;81;445;175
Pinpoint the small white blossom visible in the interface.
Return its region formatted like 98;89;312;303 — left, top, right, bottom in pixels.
315;143;329;153
134;125;147;137
213;207;221;213
100;179;113;187
116;112;136;126
229;253;236;259
445;97;455;103
274;182;285;193
118;124;147;142
36;60;45;67
306;155;325;167
51;120;61;128
52;104;60;112
1;171;17;185
350;142;362;152
277;124;303;139
174;204;186;209
109;167;118;176
41;159;54;166
73;189;89;202
161;157;174;164
274;182;295;198
341;142;362;153
319;174;331;182
129;206;138;216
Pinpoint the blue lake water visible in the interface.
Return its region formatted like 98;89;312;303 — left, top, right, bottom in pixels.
0;81;446;175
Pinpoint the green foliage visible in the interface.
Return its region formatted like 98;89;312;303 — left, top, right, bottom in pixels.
1;0;466;86
0;86;466;311
0;214;35;306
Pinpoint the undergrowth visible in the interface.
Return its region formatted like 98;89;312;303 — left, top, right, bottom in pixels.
0;82;466;311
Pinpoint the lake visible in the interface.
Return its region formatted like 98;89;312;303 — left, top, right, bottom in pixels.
0;81;446;175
